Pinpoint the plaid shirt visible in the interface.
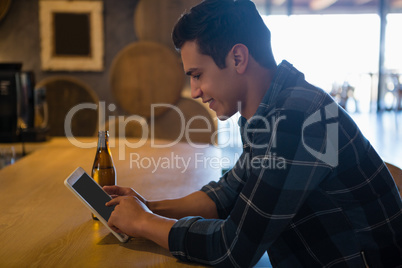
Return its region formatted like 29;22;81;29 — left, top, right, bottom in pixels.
169;61;402;267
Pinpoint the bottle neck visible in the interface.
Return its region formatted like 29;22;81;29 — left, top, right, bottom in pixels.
97;131;109;150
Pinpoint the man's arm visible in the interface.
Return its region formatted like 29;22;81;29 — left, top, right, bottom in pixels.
104;185;219;219
148;191;219;219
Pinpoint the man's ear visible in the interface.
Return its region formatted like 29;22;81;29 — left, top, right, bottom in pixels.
231;44;249;74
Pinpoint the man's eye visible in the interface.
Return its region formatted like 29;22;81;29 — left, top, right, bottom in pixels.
193;74;201;80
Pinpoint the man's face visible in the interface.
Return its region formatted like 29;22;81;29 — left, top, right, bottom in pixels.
180;41;245;120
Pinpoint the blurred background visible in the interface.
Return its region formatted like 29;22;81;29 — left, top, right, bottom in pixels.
0;0;401;168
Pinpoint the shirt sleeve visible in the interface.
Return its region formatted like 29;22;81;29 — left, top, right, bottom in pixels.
169;100;335;267
200;150;249;219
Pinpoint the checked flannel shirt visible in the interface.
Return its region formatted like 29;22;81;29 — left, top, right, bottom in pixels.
168;60;402;267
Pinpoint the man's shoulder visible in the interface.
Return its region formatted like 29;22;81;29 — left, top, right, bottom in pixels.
267;82;333;122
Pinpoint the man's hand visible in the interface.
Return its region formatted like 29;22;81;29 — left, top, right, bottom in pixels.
106;195;176;249
103;185;148;205
106;196;151;237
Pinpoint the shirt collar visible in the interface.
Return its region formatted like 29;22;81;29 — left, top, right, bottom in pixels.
238;60;298;130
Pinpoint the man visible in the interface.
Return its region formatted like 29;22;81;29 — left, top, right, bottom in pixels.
105;0;402;266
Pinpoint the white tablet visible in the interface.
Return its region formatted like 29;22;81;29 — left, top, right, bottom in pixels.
64;167;129;243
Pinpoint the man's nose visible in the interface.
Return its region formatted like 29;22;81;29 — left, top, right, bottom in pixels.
191;85;202;99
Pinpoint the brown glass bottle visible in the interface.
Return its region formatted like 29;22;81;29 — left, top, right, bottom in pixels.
91;131;116;220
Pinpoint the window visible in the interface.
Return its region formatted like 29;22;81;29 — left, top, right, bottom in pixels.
263;14;380;112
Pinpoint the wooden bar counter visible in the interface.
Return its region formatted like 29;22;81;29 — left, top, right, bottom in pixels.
0;137;223;267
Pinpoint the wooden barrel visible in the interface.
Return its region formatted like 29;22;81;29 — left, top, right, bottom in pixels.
134;0;202;50
36;76;99;137
0;0;11;22
152;97;217;145
109;41;184;118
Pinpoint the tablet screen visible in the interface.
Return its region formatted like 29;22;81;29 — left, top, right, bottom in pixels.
72;173;114;221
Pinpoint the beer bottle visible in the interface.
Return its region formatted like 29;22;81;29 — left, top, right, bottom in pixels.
91;130;116;220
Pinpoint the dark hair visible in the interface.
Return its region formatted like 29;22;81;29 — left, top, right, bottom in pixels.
172;0;276;69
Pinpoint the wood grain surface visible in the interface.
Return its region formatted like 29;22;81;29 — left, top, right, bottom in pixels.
0;137;222;267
